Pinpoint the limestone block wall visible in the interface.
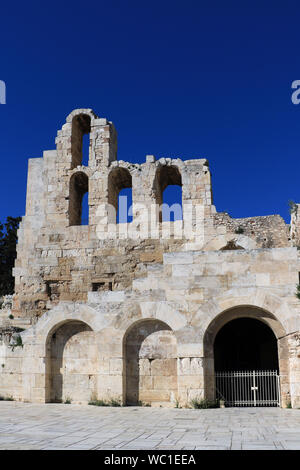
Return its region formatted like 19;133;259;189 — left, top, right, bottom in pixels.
1;108;300;409
0;329;24;400
3;244;300;407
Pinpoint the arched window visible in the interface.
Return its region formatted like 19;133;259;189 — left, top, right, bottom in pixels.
108;168;132;223
71;114;91;168
68;172;89;226
154;166;182;222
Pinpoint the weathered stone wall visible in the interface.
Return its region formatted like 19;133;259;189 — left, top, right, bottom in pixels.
3;245;300;407
12;107;215;322
0;108;299;409
0;327;24;400
213;213;290;248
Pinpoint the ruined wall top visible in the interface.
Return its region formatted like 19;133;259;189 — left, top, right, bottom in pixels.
55;108;118;169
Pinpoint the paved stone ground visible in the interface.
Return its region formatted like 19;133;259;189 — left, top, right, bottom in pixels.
0;402;299;450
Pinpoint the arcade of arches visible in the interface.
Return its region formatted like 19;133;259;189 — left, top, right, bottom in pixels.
40;305;290;408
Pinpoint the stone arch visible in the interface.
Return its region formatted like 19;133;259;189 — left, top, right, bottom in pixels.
203;233;257;251
195;289;291;336
108;167;132;223
70;113;92;169
45;318;98;404
202;303;289;406
66;108;98;123
68;171;89;225
123;319;178;406
29;303;99;344
203;304;286;352
112;300;187;334
153;165;182;222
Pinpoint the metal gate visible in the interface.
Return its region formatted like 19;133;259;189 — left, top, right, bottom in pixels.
215;370;281;407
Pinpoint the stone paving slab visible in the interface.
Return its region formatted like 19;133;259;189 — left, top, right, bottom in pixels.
0;402;299;450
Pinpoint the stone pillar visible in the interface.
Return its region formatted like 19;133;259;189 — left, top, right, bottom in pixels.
177;356;205;406
278;335;291;407
286;333;300;408
290;202;300;246
131;156;158;240
96;328;124;403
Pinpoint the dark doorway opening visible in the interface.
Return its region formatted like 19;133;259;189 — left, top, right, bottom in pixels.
214;318;280;406
214;317;279;372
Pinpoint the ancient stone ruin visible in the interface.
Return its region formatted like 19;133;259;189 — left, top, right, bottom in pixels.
0;108;299;408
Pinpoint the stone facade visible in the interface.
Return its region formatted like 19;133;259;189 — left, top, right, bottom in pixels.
0;108;299;408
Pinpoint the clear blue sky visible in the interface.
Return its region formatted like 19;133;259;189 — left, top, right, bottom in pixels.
1;0;300;223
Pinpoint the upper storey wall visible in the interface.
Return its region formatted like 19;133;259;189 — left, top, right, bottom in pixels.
12;108;296;321
14;109;215;319
26;108;213;230
22;108;293;246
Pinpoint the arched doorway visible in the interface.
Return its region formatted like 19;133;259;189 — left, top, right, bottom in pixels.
214;318;280;406
203;306;288;407
45;320;98;404
123;319;178;407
